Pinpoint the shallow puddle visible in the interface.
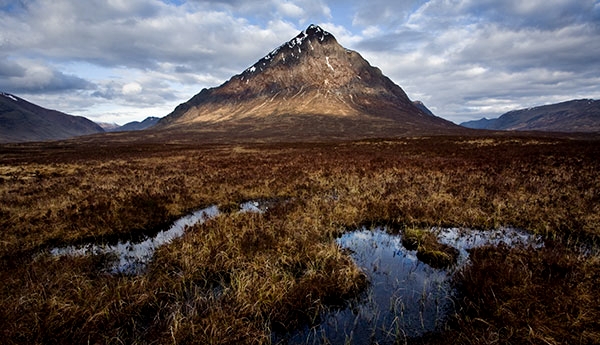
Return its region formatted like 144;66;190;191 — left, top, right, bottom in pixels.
50;205;220;274
49;200;269;275
277;226;542;344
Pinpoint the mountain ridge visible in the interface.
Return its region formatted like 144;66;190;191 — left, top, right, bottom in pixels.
461;99;600;132
0;92;105;143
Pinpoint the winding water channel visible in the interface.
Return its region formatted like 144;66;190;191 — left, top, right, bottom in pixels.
50;201;267;274
48;200;543;343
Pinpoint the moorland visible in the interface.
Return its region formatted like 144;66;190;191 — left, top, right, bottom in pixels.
1;133;599;344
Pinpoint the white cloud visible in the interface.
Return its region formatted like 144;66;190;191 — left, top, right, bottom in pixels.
122;82;142;95
277;2;305;18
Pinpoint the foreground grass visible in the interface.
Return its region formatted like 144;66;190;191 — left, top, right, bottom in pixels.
0;135;599;344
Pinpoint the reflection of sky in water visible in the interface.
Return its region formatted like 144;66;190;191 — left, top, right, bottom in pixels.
279;226;542;344
338;229;451;337
51;206;220;274
50;201;274;274
279;228;452;345
48;199;542;342
436;227;543;265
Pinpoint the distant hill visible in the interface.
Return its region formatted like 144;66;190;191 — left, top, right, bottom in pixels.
157;25;463;140
111;117;160;132
461;99;600;132
0;92;104;143
97;122;121;131
460;117;496;130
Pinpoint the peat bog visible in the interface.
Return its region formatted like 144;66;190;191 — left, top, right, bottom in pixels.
1;134;599;344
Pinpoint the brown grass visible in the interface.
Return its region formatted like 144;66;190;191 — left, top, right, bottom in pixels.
401;227;459;268
0;135;599;343
430;244;600;345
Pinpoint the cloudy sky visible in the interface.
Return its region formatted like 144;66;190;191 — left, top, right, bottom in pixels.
1;0;599;124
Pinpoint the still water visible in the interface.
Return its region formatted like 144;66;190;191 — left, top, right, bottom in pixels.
49;201;268;274
277;226;541;344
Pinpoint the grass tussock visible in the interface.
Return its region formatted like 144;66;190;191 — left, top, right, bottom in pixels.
402;228;459;268
433;244;600;344
0;135;599;343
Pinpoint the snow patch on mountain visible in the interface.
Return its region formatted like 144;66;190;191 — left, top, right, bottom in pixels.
1;92;18;101
326;57;334;72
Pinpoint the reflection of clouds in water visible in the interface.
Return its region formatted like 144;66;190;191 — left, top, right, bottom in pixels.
287;228;453;343
436;227;543;264
286;226;542;344
50;200;283;275
50;205;221;274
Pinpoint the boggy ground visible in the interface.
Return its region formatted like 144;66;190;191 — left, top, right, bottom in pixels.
0;135;599;344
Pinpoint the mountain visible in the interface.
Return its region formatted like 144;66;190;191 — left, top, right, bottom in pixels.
412;101;436;117
460;117;496;130
97;117;161;132
0;92;104;143
157;25;462;140
111;117;160;132
97;122;121;131
461;99;600;132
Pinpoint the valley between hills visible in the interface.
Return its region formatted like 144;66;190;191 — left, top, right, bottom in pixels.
1;25;599;344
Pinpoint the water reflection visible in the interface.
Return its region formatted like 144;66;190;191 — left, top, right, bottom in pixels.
279;228;452;344
50;206;220;274
278;226;542;344
49;199;281;274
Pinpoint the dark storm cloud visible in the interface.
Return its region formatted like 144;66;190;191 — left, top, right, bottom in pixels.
0;58;93;94
459;0;600;29
0;59;26;78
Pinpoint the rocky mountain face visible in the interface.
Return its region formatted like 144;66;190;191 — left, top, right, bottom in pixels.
157;25;462;140
0;92;104;143
461;99;600;133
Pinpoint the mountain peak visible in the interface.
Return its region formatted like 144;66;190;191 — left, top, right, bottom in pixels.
0;93;104;143
241;24;337;76
299;24;331;42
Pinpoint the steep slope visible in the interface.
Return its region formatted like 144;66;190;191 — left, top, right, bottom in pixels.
158;25;461;139
0;93;104;143
461;99;600;132
413;101;436;117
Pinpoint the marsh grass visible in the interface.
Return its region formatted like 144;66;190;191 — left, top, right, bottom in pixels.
401;228;459;268
433;243;600;345
0;135;599;343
